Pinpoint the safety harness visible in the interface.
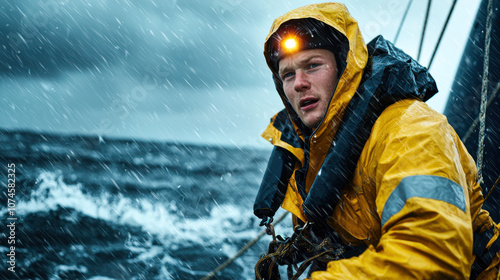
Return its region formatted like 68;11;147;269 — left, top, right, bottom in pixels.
255;221;353;280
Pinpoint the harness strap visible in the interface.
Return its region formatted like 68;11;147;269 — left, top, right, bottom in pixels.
255;230;367;280
290;249;338;280
255;240;292;280
473;225;495;256
471;225;500;279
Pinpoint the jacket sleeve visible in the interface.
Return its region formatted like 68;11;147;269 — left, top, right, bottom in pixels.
311;102;474;280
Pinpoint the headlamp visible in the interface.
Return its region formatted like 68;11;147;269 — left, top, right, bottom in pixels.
266;18;347;74
282;37;299;53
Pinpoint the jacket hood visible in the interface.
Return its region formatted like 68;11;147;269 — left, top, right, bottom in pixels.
263;2;368;140
260;3;438;223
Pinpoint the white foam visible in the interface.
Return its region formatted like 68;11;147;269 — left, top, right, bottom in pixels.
9;171;262;246
6;171;285;278
87;277;118;280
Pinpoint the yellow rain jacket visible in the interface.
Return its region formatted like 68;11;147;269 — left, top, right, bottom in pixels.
258;2;500;279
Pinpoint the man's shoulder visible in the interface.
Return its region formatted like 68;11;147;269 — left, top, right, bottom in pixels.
371;99;451;140
362;98;464;168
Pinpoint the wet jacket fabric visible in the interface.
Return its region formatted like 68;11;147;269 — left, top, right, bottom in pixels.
256;2;500;279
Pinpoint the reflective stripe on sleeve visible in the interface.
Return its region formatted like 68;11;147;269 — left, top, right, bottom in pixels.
381;175;466;227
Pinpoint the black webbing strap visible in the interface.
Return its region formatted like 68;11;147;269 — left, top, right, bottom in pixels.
471;225;500;279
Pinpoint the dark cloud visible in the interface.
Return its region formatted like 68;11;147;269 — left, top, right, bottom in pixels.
0;0;270;88
0;0;473;147
0;0;282;146
0;0;136;77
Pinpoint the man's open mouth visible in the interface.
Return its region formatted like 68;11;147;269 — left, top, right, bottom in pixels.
300;98;319;110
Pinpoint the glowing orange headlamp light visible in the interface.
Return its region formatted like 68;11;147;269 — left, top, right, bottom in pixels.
267;19;343;72
282;37;299;53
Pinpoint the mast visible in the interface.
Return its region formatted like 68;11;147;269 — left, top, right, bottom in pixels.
444;0;500;221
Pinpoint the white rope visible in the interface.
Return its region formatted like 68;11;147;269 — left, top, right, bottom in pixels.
462;81;500;143
476;0;494;184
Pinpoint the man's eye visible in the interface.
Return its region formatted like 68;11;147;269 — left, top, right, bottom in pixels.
282;72;294;79
308;63;320;69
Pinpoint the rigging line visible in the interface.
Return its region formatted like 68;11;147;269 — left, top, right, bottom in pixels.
462;81;500;143
484;175;500;202
427;0;458;70
476;0;494;184
393;0;414;45
200;211;289;280
417;0;433;62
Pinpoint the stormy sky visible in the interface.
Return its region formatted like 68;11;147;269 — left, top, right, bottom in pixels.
0;0;481;148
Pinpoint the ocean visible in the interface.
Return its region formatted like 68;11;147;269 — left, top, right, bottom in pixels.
0;129;293;280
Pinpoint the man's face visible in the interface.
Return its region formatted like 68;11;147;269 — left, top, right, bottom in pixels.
278;49;338;129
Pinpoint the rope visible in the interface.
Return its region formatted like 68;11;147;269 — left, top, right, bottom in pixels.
427;0;458;69
289;249;337;280
393;0;414;45
484;175;500;202
254;227;344;280
462;81;500;143
254;237;293;280
417;0;433;62
476;0;494;184
200;211;289;280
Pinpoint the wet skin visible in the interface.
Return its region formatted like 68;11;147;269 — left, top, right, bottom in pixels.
278;49;338;129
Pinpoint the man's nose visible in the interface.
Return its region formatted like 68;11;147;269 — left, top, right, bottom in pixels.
294;71;310;92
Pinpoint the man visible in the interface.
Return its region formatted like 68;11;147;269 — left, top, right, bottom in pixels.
253;2;500;279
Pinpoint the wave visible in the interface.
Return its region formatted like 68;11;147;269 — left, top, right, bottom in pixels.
7;171;261;240
0;129;280;279
1;171;281;279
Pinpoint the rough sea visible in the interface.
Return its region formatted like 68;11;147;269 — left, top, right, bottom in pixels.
0;129;293;280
